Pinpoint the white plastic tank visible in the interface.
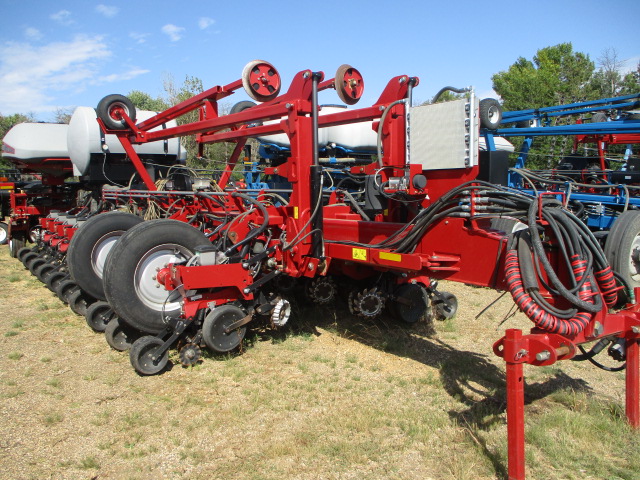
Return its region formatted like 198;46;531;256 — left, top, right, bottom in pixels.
67;107;186;176
2;123;69;162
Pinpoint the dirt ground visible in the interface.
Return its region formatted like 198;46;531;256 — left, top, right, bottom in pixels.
0;247;634;480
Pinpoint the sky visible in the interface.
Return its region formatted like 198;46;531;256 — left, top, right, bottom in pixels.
0;0;639;121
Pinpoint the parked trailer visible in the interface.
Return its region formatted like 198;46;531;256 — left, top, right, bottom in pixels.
80;61;640;480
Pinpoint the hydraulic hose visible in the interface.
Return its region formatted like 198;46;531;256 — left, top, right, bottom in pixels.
223;192;269;257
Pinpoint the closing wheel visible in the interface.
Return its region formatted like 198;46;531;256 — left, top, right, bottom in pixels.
242;60;281;102
605;211;640;291
28;257;47;276
129;336;169;376
433;291;458;320
46;271;68;292
21;251;38;268
17;246;32;262
391;284;431;324
479;98;502;129
34;262;56;282
55;278;77;303
103;219;210;334
202;304;247;353
85;300;117;332
67;212;143;301
105;317;140;351
96;94;137;130
66;287;92;316
335;64;364;105
0;222;8;245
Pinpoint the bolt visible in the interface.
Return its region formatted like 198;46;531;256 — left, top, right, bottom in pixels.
632;326;640;334
155;284;160;288
303;72;310;79
399;76;407;84
242;263;249;269
243;288;250;294
308;263;314;271
593;321;604;337
151;275;156;281
536;350;551;361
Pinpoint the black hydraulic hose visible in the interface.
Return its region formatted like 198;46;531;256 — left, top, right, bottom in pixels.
527;199;600;313
577;345;626;372
223;192;269;257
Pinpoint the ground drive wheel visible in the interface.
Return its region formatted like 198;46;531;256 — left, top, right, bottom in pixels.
130;336;169;375
103;219;210;334
96;94;136;130
67;212;143;300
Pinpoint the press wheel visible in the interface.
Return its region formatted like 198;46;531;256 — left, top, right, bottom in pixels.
335;64;364;105
242;60;281;102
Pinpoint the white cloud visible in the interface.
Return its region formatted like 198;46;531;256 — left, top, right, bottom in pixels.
100;67;150;83
129;32;150;44
24;28;42;41
50;10;74;26
0;35;111;114
161;24;184;42
198;17;215;30
96;4;119;18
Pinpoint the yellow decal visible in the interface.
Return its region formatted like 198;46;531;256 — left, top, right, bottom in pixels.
294;206;299;219
379;252;401;262
352;248;367;261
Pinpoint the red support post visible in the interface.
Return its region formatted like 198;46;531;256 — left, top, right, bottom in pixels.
505;329;526;480
626;337;640;428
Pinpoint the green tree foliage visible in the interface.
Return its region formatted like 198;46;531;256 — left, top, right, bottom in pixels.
127;90;169;112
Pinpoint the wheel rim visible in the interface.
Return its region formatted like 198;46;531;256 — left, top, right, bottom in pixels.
0;228;7;243
28;226;42;243
134;243;193;312
135;338;167;374
108;102;131;122
629;236;640;282
91;231;124;279
487;106;499;123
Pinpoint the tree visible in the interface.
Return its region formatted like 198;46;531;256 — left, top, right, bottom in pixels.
493;43;595;111
620;61;640;95
492;43;596;168
127;90;169;112
53;107;73;124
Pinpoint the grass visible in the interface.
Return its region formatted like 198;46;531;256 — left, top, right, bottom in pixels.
0;248;637;480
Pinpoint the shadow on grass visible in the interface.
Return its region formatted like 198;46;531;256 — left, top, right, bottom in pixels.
256;290;593;480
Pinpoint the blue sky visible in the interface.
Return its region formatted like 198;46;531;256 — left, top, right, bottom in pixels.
0;0;639;120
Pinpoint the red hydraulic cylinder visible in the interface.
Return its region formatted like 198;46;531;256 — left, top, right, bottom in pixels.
505;329;526;480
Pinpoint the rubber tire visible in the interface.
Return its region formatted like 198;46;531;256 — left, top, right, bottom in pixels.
0;222;8;245
9;234;25;258
479;98;502;129
592;112;607;123
16;246;32;262
67;212;143;301
105;317;140;351
46;271;69;292
103;219;210;334
202;304;247;353
230;101;257;114
34;262;56;282
96;94;137;130
21;251;38;268
56;279;78;303
85;300;117;332
28;257;47;276
129;336;169;376
605;211;640;290
67;288;93;317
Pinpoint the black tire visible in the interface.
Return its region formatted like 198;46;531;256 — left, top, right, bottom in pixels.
46;271;68;292
592;112;607;123
0;222;8;245
67;288;93;317
10;236;27;258
96;94;137;130
230;100;257;114
105;317;140;351
103;219;210;334
21;251;38;268
85;300;117;332
479;98;502;129
129;336;169;375
605;211;640;290
16;246;32;262
34;262;56;282
67;212;144;301
28;257;47;276
55;279;78;303
202;304;247;353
